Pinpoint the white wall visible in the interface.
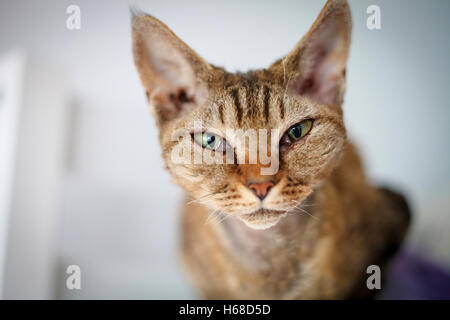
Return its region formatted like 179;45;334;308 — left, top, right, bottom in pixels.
0;51;25;298
0;0;449;298
1;57;69;299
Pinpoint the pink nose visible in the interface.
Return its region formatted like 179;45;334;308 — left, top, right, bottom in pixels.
248;181;275;200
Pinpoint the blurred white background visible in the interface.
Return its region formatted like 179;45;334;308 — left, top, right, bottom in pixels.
0;0;449;299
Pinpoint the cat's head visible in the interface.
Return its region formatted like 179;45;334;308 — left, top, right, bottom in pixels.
132;0;351;229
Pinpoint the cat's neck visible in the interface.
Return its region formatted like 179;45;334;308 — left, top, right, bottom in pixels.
212;192;320;270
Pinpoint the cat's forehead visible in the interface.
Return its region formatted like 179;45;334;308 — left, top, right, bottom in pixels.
201;74;316;130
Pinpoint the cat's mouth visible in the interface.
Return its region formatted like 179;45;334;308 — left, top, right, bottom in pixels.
238;209;286;230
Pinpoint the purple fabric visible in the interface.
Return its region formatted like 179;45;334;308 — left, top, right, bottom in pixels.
378;249;450;299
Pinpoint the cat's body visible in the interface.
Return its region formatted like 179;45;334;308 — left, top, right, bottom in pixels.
182;142;409;299
132;0;410;299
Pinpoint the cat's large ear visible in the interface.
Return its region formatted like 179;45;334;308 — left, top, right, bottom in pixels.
132;14;212;125
270;0;351;107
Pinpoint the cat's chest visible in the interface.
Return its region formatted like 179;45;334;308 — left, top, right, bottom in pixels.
207;213;317;298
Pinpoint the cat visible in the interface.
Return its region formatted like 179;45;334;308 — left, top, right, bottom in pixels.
132;0;410;299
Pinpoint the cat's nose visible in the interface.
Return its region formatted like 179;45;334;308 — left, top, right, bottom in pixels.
248;181;275;200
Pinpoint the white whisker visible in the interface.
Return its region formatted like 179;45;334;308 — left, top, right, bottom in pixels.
289;200;320;220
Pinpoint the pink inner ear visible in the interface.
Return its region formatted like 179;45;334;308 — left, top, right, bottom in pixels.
151;86;195;120
151;83;209;123
294;42;345;106
168;88;195;110
289;10;349;106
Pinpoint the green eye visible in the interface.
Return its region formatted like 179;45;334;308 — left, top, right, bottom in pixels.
280;119;313;151
288;119;313;140
193;132;224;151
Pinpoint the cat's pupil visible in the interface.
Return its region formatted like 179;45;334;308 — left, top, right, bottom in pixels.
206;135;215;145
290;126;302;139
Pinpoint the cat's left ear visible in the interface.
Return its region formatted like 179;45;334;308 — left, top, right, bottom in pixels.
270;0;352;107
132;14;212;125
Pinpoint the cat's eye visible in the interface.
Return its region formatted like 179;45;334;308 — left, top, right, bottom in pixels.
280;119;313;152
193;132;228;152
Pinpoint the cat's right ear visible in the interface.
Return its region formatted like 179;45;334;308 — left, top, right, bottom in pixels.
132;15;211;125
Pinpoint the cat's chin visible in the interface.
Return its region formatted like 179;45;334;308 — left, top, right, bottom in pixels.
238;209;286;230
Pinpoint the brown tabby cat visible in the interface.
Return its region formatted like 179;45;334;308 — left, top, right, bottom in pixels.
132;0;410;299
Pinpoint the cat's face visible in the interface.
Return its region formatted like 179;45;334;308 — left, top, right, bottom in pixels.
133;0;351;229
